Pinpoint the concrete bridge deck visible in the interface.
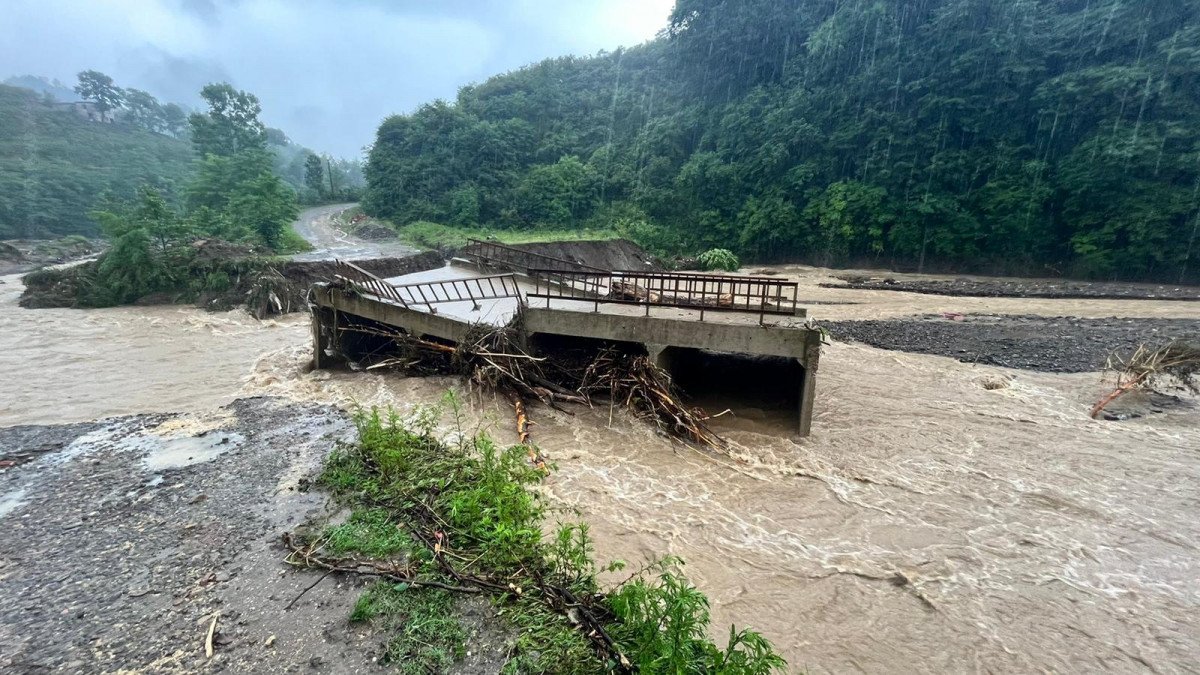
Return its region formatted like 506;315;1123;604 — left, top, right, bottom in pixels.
312;261;821;436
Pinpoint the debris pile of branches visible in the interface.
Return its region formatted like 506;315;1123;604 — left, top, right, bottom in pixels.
1091;341;1200;419
343;321;726;451
579;348;726;449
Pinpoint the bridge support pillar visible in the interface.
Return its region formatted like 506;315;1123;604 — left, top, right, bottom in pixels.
797;331;821;437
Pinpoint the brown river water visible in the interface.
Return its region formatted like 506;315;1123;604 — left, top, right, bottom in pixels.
2;261;1198;673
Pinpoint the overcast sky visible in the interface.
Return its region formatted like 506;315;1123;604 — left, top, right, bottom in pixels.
2;0;674;157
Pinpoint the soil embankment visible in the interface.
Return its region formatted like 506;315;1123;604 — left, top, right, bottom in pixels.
17;249;445;313
0;238;103;276
502;239;661;271
16;203;441;313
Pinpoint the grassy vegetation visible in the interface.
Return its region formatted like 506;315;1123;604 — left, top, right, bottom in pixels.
277;223;314;254
397;221;620;251
351;583;467;673
336;208;620;252
0;84;195;239
304;395;786;674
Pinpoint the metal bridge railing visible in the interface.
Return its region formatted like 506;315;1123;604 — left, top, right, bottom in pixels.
391;274;522;313
527;269;801;323
332;260;522;314
333;260;406;304
461;239;607;275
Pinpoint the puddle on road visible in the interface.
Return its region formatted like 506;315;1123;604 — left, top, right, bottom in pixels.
0;488;28;519
35;419;244;472
137;431;244;471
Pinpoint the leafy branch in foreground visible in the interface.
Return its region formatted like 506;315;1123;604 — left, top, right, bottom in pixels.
288;396;786;673
1091;341;1200;419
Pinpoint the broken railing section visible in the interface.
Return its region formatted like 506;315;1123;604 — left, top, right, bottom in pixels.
528;269;802;323
333;259;406;304
333;259;521;314
461;238;606;275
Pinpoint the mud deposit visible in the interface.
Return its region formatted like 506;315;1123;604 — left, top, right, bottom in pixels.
825;275;1200;301
0;397;511;673
825;314;1200;372
0;239;104;276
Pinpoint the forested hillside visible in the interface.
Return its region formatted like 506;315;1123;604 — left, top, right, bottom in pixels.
365;0;1200;282
0;84;194;238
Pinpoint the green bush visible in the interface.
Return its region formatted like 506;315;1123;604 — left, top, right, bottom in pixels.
698;248;740;272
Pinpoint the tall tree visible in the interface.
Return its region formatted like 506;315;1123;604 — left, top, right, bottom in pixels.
304;154;325;197
123;88;164;132
74;70;124;114
160;103;188;138
226;173;299;249
188;83;267;157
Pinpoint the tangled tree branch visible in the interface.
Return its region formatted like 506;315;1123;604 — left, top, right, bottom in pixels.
281;532;481;594
1091;341;1200;419
339;322;726;452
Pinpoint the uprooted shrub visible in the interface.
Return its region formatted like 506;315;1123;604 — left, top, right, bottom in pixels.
1091;341;1200;419
698;248;740;272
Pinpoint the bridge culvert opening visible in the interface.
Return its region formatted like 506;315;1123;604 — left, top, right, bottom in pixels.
658;348;802;429
324;312;416;366
528;333;649;364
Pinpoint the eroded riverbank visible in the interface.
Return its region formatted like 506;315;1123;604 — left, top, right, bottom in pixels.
2;259;1198;672
0;397;410;672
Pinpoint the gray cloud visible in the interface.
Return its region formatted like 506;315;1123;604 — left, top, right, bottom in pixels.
2;0;674;157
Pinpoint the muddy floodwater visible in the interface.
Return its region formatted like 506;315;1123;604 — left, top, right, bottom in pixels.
2;262;1199;672
0;273;310;426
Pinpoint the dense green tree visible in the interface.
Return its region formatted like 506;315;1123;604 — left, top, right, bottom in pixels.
186;149;275;213
74;70;124;114
225;172;298;249
304;153;325;197
512;156;598;225
123;88;164;132
188;83;267;158
86;186;184;303
178;82;299;250
161;103;189;139
265;127;290;146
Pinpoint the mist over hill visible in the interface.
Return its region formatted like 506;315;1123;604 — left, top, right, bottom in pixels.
0;77;361;239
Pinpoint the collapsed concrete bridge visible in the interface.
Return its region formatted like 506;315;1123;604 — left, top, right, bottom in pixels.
309;241;821;436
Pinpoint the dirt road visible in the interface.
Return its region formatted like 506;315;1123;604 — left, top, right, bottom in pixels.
289;203;418;262
0;397;435;673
